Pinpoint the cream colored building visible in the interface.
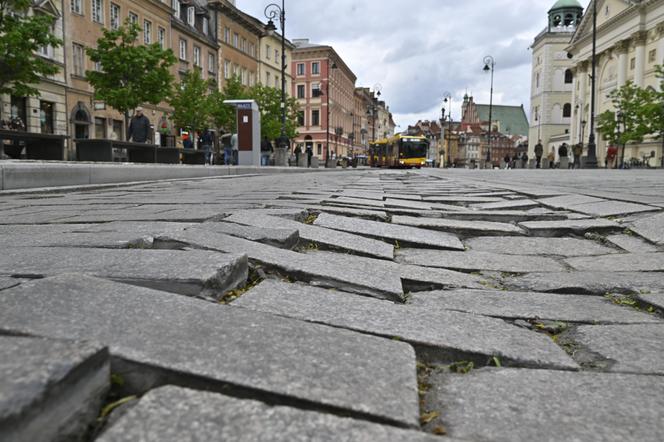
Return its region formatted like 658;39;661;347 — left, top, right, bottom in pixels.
257;32;293;97
567;0;664;167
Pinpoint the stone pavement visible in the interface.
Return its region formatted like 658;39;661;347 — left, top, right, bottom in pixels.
0;169;663;441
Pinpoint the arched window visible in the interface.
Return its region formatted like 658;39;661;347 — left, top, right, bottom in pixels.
563;103;572;118
564;14;574;26
553;15;561;27
564;69;573;84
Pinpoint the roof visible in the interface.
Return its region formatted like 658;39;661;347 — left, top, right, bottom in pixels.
476;105;529;137
549;0;583;12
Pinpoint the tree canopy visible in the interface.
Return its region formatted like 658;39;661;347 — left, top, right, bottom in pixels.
209;75;246;134
169;67;212;135
248;83;299;141
597;81;654;146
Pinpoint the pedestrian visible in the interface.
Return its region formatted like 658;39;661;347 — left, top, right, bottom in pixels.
558;143;569;169
231;133;239;165
201;128;213;165
305;145;313;168
547;148;555;169
534;140;544;169
573;143;583;169
182;132;193;150
294;145;302;166
128;107;151;143
221;133;232;165
504;154;511;169
522;152;529;169
607;145;618;169
260;136;273;166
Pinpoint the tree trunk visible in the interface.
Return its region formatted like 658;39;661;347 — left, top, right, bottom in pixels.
124;110;130;141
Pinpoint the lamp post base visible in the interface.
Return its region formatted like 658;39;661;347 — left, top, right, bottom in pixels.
274;146;288;167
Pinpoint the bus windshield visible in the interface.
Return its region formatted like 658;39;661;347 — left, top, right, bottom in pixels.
400;140;428;158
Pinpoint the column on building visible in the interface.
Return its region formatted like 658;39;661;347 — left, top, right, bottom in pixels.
616;39;629;87
633;32;647;87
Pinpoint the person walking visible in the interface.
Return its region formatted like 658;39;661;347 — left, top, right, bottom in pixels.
573;143;583;169
534;140;544;169
231;133;239;165
547;148;555;169
128;107;151;143
221;133;232;165
260;136;273;166
201;129;213;165
558;143;569;169
294;145;302;167
305;145;313;168
503;154;511;169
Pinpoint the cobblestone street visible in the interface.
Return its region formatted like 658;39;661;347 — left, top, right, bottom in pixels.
1;169;663;441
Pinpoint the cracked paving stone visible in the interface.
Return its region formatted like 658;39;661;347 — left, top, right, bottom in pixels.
396;249;566;273
224;212;394;260
200;221;299;249
323;197;385;208
423;367;664;442
422;196;505;204
383;198;433;211
465;236;617;256
519;219;622;236
313;212;464;250
568;324;664;375
566;253;664;272
98;386;445;442
568;201;659;217
470;199;541;211
538;194;606;210
266;202;389;221
409;289;660;324
422;210;568;223
0;232;157;249
392;216;525;236
630;212;664;245
639;293;664;310
155;228;404;300
0;247;248;298
0;336;109;442
503;271;664;295
0;277;22;291
605;234;659;253
233;280;577;369
0;274;420;428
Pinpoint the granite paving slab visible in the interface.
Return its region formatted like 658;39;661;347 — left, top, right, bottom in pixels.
631;212;664;245
519;218;622;236
200;222;299;248
337;191;385;201
234;280;577;369
74;221;195;234
223;212;394;259
566;253;664;272
396;249;566;273
98;386;443;442
392;216;525;236
0;274;419;427
313;213;464;250
409;289;659;324
423;368;664;442
0;277;22;291
384;193;423;201
422;196;505;203
155;228;404;300
465;236;617;256
470;199;540;211
568;200;659;217
323;197;385;208
503;271;664;295
0;232;156;249
639;293;664;310
568;324;664;375
424;210;568;223
383;198;433;210
538;194;606;209
0;247;248;298
266;202;389;221
605;234;659;253
0;336;109;442
0;223;95;235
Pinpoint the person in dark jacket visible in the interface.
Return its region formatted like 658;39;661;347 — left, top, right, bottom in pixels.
534;140;544;169
128;107;151;143
201;129;213;165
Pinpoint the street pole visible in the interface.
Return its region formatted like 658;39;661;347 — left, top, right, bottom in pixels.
483;56;495;168
264;0;287;166
585;0;599;168
443;91;451;168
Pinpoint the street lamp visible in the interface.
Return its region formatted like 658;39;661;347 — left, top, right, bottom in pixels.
443;91;452;167
264;0;287;166
617;110;627;169
483;55;495;168
320;60;337;163
585;0;599;168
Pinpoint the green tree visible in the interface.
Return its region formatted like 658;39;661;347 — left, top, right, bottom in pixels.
169;68;212;136
0;0;63;97
86;21;176;137
247;83;300;141
643;65;664;143
596;81;653;147
209;75;246;135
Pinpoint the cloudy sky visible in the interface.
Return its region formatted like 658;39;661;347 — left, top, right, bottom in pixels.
238;0;574;128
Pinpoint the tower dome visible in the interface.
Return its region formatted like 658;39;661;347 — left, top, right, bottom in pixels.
548;0;583;31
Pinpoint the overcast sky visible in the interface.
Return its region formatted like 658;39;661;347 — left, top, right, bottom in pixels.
238;0;571;129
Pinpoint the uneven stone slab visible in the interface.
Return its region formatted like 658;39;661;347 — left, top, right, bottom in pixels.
566;253;664;272
606;234;659;253
155;228;404;300
471;199;540;211
397;249;566;273
0;277;21;291
519;218;622;236
631;212;664;245
0;274;419;427
0;247;248;298
0;223;94;235
424;368;664;442
267;202;389;221
200;222;299;248
337;190;385;201
410;289;659;324
313;213;464;250
0;336;109;442
426;210;568;223
538;194;606;209
75;221;194;234
503;271;664;295
465;236;617;256
324;197;385;208
570;324;664;375
224;212;393;260
639;293;664;310
234;280;577;369
383;198;433;210
392;216;525;236
569;200;658;217
422;196;505;203
384;193;423;201
0;232;156;249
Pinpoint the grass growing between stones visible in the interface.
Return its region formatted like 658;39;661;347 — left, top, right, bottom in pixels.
605;293;659;315
416;361;448;436
218;268;264;304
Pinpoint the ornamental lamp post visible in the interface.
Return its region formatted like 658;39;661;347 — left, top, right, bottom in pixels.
617;110;627;169
585;0;599;168
483;55;495;168
264;0;288;166
322;60;337;164
443;91;452;168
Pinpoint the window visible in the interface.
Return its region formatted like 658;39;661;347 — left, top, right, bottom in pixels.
564;69;573;84
241;38;246;52
312;109;320;126
312;62;320;75
179;39;187;60
39;101;54;134
73;43;85;76
241;68;247;85
193;46;201;67
297;84;305;98
297;63;305;76
233;33;239;48
266;44;271;59
187;7;195;26
317;144;322;155
110;3;120;29
536;72;540;88
224;59;230;79
312;83;321;97
563;103;572;118
249;72;255;86
143;20;152;44
274;49;279;63
94;60;102;71
158;27;166;48
274;76;279;88
172;0;180;18
224;27;230;43
265;71;270;84
71;0;82;14
249;43;255;57
630;57;635;70
92;0;103;23
297;111;304;126
128;12;138;24
208;53;215;73
649;49;657;63
95;117;106;139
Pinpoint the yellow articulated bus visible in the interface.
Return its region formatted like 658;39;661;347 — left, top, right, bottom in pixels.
368;139;388;167
373;134;429;168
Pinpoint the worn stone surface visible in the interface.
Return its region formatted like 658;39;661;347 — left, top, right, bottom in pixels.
423;210;567;223
397;249;566;273
422;196;504;203
519;218;622;236
313;212;464;250
224;212;394;259
0;336;109;442
605;234;660;253
0;277;21;291
99;386;444;442
465;236;617;256
424;368;664;442
566;253;664;272
471;199;540;211
234;280;577;369
323;197;385;208
504;271;664;295
383;198;433;210
409;289;659;324
538;194;606;210
639;293;664;310
569;200;658;217
0;274;419;427
392;215;525;236
631;212;664;245
570;324;664;375
200;221;299;248
0;247;248;298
